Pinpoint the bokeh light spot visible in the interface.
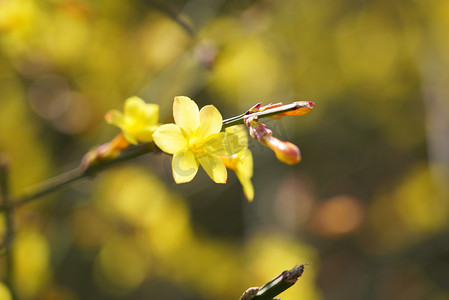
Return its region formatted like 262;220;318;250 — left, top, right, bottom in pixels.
312;195;365;237
94;237;149;294
28;74;71;120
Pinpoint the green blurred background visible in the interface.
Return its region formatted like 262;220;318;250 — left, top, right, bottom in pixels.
1;0;449;299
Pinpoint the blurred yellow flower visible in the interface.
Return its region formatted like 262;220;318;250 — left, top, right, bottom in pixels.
222;126;254;201
0;282;12;300
0;0;34;34
105;96;159;145
153;96;244;184
14;228;50;298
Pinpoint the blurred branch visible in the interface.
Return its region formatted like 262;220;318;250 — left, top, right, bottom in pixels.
147;0;195;36
420;44;449;187
0;102;299;212
0;157;17;300
240;264;308;300
145;0;227;37
0;143;156;212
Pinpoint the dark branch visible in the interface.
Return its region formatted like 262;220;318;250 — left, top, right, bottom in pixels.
0;157;18;299
240;264;309;300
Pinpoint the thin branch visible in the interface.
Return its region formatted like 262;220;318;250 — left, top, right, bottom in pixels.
240;264;308;300
0;157;17;300
0;143;156;212
147;1;195;37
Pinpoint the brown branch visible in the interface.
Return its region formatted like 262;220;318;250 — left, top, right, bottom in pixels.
0;142;156;212
0;157;17;299
240;264;309;300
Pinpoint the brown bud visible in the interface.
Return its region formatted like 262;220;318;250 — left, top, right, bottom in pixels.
264;135;301;165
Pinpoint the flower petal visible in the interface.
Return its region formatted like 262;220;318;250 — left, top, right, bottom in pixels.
236;148;253;178
172;150;199;183
142;103;159;122
225;125;248;146
173;96;200;135
134;124;160;142
236;173;254;202
197;152;227;184
105;110;124;128
204;132;246;157
123;131;138;145
197;105;222;140
124;96;146;119
153;124;188;154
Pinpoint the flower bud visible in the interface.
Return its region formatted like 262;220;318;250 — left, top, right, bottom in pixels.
81;134;130;170
277;101;315;117
248;121;272;142
263;135;301;165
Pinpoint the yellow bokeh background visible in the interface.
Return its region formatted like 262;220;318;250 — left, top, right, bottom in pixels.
1;0;449;299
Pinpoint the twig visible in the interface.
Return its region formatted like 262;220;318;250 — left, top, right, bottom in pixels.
240;264;308;300
0;157;17;300
147;1;195;37
0;143;156;212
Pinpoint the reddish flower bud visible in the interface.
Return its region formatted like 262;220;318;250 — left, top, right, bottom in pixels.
263;135;301;165
248;121;272;142
276;101;314;117
81;134;130;170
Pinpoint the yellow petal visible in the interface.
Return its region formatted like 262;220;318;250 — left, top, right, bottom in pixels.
196;105;222;140
197;152;227;184
205;132;246;157
172;150;199;183
153;124;188;154
124;99;158;134
173;96;200;135
107;97;159;144
237;173;254;202
123;131;139;145
226;125;248;146
134;124;160;142
236;148;253;178
124;96;146;119
105;110;124;128
142;103;159;122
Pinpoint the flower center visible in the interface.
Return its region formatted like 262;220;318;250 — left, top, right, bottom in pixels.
188;135;206;153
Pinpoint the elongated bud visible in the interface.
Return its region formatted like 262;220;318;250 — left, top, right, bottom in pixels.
81;134;130;170
264;135;301;165
277;101;314;117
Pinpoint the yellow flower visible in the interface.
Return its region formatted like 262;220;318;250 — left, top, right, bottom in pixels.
221;126;254;201
105;96;159;145
153;96;244;184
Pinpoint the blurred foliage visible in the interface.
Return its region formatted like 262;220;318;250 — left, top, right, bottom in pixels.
1;0;449;299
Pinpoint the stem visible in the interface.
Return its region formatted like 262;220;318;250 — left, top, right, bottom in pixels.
0;143;156;212
0;157;17;300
